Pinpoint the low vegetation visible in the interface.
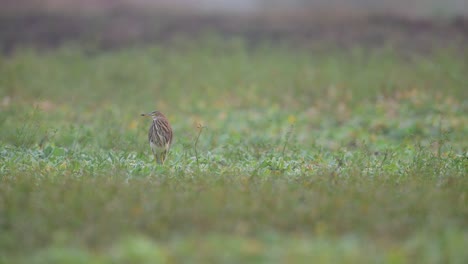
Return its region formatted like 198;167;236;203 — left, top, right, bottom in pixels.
0;38;467;263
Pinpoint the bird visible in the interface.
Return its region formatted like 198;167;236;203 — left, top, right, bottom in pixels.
141;110;173;164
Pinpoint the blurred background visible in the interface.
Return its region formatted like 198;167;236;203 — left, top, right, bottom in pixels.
1;0;467;53
2;0;468;15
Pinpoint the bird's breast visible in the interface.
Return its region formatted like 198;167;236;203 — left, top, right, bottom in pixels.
150;142;167;153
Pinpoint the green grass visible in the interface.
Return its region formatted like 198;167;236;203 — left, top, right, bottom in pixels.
0;39;467;263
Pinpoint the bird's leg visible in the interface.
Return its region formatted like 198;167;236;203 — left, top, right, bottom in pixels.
151;149;159;165
161;151;167;165
157;153;163;165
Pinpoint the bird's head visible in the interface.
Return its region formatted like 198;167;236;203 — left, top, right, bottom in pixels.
141;110;163;119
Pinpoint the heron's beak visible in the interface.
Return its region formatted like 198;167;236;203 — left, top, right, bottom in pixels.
142;112;155;117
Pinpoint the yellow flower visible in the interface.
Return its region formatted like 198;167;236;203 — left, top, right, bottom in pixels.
287;115;296;124
128;120;138;130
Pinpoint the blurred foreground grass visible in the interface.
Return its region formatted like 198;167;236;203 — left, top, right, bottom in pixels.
0;39;467;263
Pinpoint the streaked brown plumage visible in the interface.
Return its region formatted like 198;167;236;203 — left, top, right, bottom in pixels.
141;110;173;164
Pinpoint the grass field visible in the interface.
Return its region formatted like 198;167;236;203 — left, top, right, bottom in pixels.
0;36;467;263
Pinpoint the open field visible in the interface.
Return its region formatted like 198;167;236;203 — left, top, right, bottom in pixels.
1;12;468;263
